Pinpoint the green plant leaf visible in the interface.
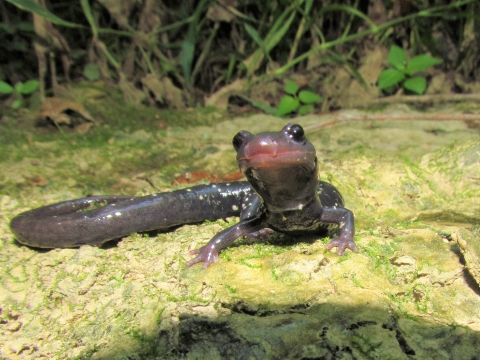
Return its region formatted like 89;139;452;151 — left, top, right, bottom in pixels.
181;0;209;88
5;0;82;28
299;104;315;115
378;68;404;89
276;96;299;117
244;23;271;61
0;23;15;33
11;99;23;109
382;86;395;95
403;76;426;95
181;39;195;86
19;79;39;94
0;81;14;94
244;6;296;76
284;80;299;95
406;54;443;73
84;63;101;81
326;50;369;90
388;45;406;70
251;100;277;115
304;0;314;13
320;4;377;31
11;40;28;52
264;9;296;52
14;82;24;93
298;90;322;104
16;21;34;32
80;0;98;37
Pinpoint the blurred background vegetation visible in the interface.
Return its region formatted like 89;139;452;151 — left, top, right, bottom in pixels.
0;0;479;117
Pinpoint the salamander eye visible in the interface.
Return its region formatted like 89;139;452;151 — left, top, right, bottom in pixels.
286;124;305;141
232;131;251;151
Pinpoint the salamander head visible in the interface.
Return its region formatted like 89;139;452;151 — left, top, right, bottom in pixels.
233;123;318;211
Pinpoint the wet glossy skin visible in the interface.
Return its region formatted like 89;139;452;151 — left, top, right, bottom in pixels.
10;124;357;268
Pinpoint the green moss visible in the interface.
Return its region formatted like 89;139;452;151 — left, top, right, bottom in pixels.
362;238;402;282
225;284;237;293
239;257;263;269
350;274;364;288
351;333;383;355
271;264;279;280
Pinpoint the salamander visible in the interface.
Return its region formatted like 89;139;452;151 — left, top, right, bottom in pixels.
9;123;357;268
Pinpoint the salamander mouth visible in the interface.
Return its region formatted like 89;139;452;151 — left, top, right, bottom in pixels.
237;151;316;170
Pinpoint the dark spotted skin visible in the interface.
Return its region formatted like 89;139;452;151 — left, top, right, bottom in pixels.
10;124;357;268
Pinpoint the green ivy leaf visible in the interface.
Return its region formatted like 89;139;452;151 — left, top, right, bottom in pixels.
284;80;299;95
378;68;404;90
388;45;407;70
0;81;14;94
403;76;426;95
298;90;322;104
407;54;443;73
276;95;299;116
19;79;39;94
299;104;315;115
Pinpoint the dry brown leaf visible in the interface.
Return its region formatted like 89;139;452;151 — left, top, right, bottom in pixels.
205;78;245;109
37;97;96;127
138;0;162;32
206;0;237;22
95;0;136;29
118;73;146;106
75;122;95;134
141;74;185;110
23;174;49;187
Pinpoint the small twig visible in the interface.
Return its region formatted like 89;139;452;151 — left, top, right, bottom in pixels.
369;93;480;105
304;111;480;132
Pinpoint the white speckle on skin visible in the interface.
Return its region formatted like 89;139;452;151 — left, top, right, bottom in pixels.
199;195;204;200
107;214;112;218
212;184;217;188
232;205;238;211
115;212;122;216
186;189;192;192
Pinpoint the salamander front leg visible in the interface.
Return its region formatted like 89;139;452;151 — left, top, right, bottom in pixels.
186;217;265;268
320;207;357;255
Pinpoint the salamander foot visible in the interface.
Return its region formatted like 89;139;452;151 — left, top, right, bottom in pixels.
186;245;219;268
325;237;358;255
